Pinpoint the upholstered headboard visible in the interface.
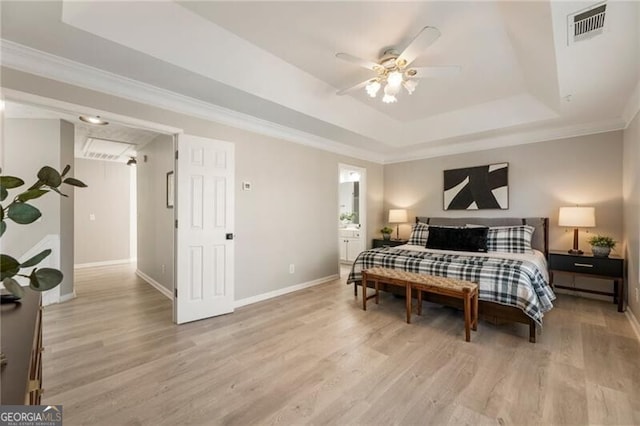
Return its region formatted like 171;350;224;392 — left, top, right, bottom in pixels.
415;216;549;256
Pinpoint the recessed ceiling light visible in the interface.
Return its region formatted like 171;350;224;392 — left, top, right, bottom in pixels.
79;115;108;125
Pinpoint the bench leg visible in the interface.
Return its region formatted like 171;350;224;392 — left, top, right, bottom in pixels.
362;277;367;311
406;284;412;324
529;320;536;343
417;289;422;316
375;279;379;305
463;292;471;342
472;291;478;331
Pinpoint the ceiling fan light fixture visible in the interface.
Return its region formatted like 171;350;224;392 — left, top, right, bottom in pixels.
403;79;419;95
365;80;381;97
387;71;404;87
384;83;400;96
382;94;397;104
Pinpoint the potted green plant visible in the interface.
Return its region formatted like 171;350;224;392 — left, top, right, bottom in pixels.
1;165;87;300
340;212;357;224
380;226;393;240
587;235;616;258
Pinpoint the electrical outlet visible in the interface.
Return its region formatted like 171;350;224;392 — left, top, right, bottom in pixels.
89;214;96;221
161;264;166;274
636;287;639;303
289;264;295;274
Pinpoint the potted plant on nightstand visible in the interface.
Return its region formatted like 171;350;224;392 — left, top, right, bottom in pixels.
588;235;616;257
380;226;393;241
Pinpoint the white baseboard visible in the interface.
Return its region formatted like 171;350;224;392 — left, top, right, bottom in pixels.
234;274;339;308
136;269;173;299
59;290;77;303
626;309;640;342
75;258;133;269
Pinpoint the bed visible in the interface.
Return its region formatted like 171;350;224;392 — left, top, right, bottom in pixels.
347;217;555;342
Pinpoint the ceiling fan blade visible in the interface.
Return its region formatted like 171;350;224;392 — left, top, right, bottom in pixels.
336;53;380;71
336;79;373;96
407;66;461;79
397;26;441;67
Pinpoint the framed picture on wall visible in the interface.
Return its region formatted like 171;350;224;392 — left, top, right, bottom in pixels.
166;171;174;208
443;163;508;210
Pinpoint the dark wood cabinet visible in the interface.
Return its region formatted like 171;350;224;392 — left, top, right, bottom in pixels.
372;239;408;248
1;291;43;404
548;250;624;312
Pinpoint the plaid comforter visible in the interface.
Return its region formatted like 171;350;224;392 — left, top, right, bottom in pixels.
347;247;555;325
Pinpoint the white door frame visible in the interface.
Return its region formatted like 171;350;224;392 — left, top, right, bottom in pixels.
338;163;367;272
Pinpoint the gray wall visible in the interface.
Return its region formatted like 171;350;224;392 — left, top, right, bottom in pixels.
136;134;174;292
384;132;624;249
58;120;75;296
623;112;640;318
384;132;624;296
3;119;62;256
2;69;384;302
3;118;76;298
74;158;131;265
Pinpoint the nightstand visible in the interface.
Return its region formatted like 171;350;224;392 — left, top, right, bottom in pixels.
548;250;624;312
372;239;408;249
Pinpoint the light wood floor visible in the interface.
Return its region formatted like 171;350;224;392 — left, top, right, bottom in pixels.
42;264;640;425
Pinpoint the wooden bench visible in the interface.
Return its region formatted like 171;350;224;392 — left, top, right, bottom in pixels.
361;267;479;342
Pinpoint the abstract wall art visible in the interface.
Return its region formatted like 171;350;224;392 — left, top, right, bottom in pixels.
443;163;508;210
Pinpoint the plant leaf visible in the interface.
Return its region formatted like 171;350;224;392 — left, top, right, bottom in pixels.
7;203;41;224
0;186;7;201
49;186;68;197
3;277;24;298
0;254;21;280
63;177;88;188
21;249;52;268
28;180;43;190
0;176;25;189
0;221;5;238
0;205;3;221
37;166;62;188
61;165;71;178
17;189;49;202
29;268;63;291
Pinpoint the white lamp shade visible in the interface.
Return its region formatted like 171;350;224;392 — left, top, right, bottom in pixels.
388;209;408;224
558;207;595;227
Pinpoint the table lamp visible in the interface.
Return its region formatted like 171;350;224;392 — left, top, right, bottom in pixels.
388;209;408;240
558;206;595;254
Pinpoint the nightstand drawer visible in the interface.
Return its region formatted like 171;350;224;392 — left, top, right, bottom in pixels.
549;254;623;277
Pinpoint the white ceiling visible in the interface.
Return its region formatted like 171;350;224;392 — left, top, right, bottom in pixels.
1;1;638;162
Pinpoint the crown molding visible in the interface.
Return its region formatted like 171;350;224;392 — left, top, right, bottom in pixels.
622;80;640;127
1;39;630;165
383;117;626;164
0;39;384;164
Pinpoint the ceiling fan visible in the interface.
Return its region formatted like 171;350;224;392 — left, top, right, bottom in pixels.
335;26;460;103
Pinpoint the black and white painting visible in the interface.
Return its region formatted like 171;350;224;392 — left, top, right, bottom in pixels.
443;163;508;210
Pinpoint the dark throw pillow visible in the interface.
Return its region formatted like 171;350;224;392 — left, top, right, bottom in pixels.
425;226;489;252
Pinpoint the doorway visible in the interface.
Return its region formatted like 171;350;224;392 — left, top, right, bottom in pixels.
3;99;176;308
338;164;366;274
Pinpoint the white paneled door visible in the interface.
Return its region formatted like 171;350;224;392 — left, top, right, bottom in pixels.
174;134;234;324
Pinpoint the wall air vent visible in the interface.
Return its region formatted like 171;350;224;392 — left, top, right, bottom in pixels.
82;138;135;162
568;3;607;45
